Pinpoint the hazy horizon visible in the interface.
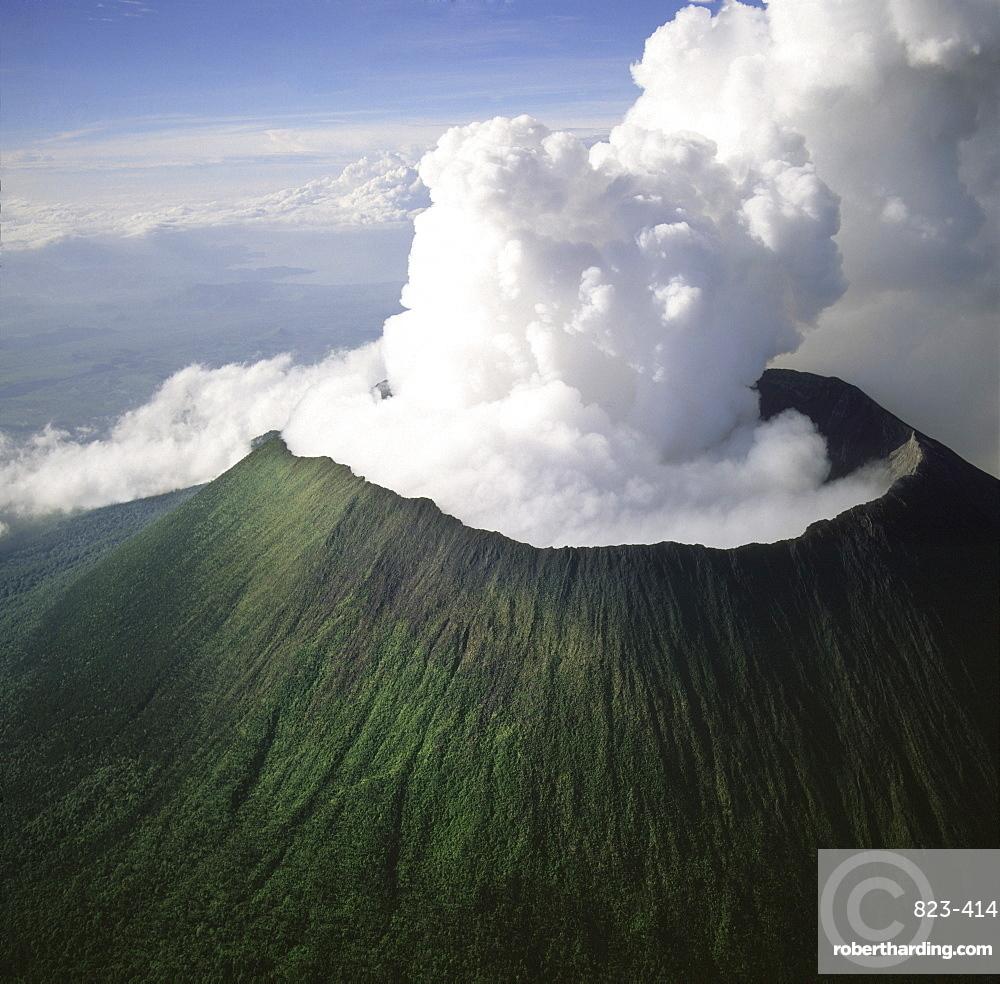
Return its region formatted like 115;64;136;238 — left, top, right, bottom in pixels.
2;0;997;548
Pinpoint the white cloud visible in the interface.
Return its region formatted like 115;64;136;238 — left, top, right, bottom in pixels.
3;152;429;250
0;354;349;514
3;0;996;543
5;115;447;174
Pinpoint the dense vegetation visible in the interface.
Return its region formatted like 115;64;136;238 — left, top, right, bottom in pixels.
1;371;997;982
0;487;200;645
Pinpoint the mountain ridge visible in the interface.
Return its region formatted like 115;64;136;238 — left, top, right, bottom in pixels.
2;368;997;982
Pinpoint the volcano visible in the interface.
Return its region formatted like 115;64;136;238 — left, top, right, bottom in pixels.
2;369;997;982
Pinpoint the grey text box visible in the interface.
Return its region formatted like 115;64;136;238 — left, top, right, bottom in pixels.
818;849;999;975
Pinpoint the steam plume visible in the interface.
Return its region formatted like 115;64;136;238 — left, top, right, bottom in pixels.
3;0;997;547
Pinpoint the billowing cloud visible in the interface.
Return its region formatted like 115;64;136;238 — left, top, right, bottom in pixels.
3;152;429;250
277;105;884;546
636;0;1000;472
3;0;997;545
0;355;345;514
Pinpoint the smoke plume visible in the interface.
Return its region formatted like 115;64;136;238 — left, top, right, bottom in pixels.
3;0;997;547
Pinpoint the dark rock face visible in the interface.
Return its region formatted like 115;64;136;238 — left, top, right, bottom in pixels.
250;429;282;449
757;368;917;478
757;367;996;536
2;370;997;983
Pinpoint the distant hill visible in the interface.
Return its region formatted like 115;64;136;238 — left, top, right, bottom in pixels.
2;369;997;982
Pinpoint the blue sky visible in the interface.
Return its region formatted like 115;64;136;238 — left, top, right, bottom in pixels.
1;1;728;397
6;1;715;144
4;1;746;209
2;0;996;484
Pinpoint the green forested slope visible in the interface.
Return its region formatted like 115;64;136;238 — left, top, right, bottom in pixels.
0;486;201;645
1;371;997;982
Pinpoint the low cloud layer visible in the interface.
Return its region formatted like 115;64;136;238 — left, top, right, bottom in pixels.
0;356;337;513
2;0;997;546
4;152;429;250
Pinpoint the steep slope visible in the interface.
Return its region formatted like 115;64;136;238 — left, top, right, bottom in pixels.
2;370;997;983
0;486;201;646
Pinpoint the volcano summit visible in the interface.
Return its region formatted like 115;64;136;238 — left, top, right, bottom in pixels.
2;369;996;982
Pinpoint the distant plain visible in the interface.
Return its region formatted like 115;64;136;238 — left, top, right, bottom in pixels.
0;229;405;439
